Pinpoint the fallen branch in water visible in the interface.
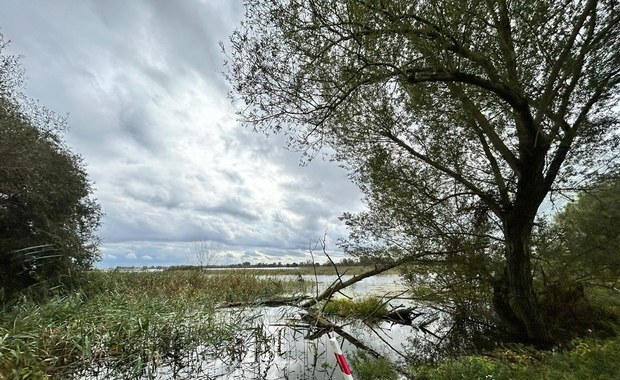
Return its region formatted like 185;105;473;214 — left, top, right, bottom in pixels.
216;260;402;310
217;295;311;309
214;238;422;375
300;261;404;308
300;310;383;358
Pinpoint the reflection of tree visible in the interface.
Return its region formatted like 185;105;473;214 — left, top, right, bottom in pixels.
193;241;220;269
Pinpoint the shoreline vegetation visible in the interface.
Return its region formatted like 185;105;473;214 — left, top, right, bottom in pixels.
1;268;618;379
109;262;402;276
2;1;619;377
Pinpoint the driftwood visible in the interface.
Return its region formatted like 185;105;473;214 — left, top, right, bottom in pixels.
215;257;421;373
300;310;383;358
299;309;412;377
218;295;310;309
300;261;404;308
217;261;402;310
384;307;421;325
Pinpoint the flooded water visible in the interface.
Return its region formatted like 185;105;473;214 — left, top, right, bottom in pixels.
194;274;439;379
79;274;452;379
274;273;411;298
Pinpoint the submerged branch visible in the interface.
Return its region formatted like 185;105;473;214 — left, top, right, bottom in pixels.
217;295;311;309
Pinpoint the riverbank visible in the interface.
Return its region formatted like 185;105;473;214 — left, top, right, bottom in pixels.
407;287;620;380
410;332;620;379
1;270;618;379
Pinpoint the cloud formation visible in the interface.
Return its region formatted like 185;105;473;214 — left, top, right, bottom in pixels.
0;0;364;267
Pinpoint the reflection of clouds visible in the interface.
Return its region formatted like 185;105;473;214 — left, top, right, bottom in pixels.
0;0;365;267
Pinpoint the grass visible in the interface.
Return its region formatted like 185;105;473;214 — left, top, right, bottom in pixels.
322;296;389;322
79;269;309;303
410;334;620;380
409;288;620;380
0;270;308;379
350;351;399;380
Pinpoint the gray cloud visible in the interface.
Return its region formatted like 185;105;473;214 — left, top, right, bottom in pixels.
0;0;365;267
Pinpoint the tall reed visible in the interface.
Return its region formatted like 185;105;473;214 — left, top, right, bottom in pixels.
0;270;307;378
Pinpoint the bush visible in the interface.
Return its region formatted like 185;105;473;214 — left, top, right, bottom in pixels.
0;34;101;304
323;297;388;322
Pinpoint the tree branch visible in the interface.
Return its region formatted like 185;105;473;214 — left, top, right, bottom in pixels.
381;130;503;217
534;0;598;126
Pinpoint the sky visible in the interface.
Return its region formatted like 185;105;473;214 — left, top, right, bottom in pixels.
0;0;365;268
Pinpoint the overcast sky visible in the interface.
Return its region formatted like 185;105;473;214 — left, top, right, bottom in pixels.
0;0;364;267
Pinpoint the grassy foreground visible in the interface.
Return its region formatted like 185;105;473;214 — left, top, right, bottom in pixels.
0;270;308;379
408;334;620;380
1;269;618;379
405;287;620;380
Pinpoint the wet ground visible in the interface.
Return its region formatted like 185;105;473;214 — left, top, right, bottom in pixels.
80;274;445;379
198;274;435;379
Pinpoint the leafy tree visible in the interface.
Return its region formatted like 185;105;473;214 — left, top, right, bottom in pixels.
0;36;102;302
227;0;620;345
537;174;620;289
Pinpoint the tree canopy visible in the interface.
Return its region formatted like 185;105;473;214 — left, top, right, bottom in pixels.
228;0;620;345
538;174;620;289
0;36;102;302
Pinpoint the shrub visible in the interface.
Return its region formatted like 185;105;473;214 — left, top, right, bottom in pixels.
323;297;388;322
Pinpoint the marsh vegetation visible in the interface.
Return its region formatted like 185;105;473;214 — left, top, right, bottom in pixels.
2;1;620;378
0;270;310;378
1;268;619;379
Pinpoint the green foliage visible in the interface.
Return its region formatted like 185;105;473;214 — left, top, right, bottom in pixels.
350;351;398;380
562;178;620;270
526;176;620;341
537;175;620;288
0;35;101;303
0;270;304;378
323;296;388;322
412;289;620;379
228;0;620;343
412;334;620;380
537;285;618;343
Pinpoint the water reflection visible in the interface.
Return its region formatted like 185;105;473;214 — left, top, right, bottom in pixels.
78;275;495;379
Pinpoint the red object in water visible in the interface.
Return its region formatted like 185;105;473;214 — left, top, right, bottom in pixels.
329;336;354;379
334;352;352;375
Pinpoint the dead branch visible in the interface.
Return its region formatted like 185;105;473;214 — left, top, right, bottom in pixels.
217;295;311;309
300;311;383;358
300;261;403;308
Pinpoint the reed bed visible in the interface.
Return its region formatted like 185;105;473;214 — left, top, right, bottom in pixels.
0;270;309;379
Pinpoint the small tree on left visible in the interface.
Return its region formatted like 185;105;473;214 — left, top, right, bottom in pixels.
0;35;102;302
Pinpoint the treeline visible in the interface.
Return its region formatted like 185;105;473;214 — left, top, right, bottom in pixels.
113;257;366;272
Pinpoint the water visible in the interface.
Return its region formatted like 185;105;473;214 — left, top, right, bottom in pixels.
79;274;448;379
195;274;436;379
273;273;411;298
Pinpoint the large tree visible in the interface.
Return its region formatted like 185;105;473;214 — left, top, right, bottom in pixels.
227;0;620;345
0;36;102;301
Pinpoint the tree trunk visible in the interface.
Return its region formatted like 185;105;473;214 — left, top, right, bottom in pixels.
501;216;553;347
492;266;528;341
